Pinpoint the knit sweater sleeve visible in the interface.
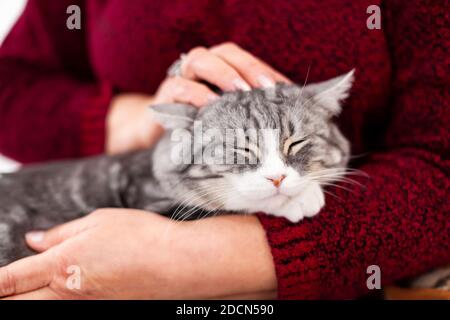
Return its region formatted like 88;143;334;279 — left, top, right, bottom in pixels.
0;0;112;163
257;0;450;299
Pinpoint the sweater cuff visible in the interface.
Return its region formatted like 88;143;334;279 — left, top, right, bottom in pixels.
257;213;323;299
79;82;113;157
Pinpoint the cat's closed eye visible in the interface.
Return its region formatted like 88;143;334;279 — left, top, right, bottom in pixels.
284;137;309;156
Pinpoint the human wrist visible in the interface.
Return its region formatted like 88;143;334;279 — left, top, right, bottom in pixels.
174;215;277;299
106;93;163;154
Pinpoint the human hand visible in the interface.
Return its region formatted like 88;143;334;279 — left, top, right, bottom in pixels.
106;43;290;154
155;42;291;106
0;210;276;299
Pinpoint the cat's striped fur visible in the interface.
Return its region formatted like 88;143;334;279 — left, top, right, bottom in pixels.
0;71;354;266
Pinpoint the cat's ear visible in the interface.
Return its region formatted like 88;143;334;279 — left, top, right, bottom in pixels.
149;103;197;130
305;69;355;117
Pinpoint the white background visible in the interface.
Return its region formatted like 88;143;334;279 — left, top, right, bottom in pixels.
0;0;27;172
0;0;26;44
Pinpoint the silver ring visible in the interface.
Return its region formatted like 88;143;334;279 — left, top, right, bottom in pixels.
167;53;187;77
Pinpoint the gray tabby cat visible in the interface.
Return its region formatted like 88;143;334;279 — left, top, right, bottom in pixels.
0;70;354;266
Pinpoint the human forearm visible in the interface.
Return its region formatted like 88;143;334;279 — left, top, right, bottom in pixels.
175;214;277;299
0;210;277;299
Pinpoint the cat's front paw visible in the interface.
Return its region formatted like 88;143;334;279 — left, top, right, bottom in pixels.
273;183;325;223
273;197;304;223
299;183;325;218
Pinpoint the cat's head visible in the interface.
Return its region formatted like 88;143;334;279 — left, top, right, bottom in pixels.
150;70;354;221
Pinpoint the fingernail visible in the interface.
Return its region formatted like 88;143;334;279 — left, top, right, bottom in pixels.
232;78;251;91
26;231;44;243
257;75;275;88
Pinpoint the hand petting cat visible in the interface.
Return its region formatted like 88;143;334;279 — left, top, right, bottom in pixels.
106;43;291;154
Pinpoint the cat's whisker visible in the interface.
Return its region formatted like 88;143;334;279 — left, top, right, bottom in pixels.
349;153;370;160
172;184;231;222
306;169;366;184
192;190;243;222
170;183;230;220
181;192;231;222
317;175;366;188
174;193;221;222
310;173;354;183
170;188;207;221
319;182;357;194
310;167;368;177
162;186;224;236
170;188;200;218
196;198;228;220
298;64;312;98
322;189;344;202
163;184;231;236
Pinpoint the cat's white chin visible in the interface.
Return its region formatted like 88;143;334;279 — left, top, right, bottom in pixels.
224;181;325;223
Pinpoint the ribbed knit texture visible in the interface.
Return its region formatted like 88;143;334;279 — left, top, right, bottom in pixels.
0;0;448;299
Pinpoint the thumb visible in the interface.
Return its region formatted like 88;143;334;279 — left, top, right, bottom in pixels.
26;216;90;252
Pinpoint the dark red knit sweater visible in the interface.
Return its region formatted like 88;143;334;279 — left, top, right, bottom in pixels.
0;0;448;299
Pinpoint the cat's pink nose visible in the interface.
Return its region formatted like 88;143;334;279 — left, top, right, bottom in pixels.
266;175;286;188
